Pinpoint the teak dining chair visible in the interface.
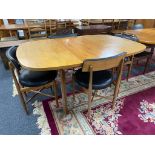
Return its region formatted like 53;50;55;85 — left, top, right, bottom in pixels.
25;19;47;39
72;52;126;117
115;33;153;75
6;46;59;114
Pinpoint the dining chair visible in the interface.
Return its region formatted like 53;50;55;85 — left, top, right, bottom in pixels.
0;30;18;41
115;33;153;76
72;52;126;117
80;19;90;26
111;19;131;34
6;46;59;114
45;19;57;36
130;24;153;73
25;19;47;39
102;19;115;29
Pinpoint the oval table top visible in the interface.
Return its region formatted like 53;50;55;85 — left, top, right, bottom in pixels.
125;28;155;45
17;35;146;71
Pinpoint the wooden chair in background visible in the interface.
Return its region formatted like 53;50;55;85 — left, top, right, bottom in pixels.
72;52;126;117
80;19;90;26
45;19;57;36
6;46;59;114
111;19;136;34
102;19;115;30
115;33;152;78
25;19;47;39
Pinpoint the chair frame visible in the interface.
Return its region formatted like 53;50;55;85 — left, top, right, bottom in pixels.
9;61;59;115
134;47;153;74
45;19;57;36
72;52;126;117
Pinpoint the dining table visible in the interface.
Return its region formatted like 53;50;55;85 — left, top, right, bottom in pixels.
125;28;155;49
75;24;112;35
16;35;146;114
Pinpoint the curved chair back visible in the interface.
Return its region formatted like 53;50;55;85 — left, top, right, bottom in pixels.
82;52;126;72
6;46;21;70
115;33;139;42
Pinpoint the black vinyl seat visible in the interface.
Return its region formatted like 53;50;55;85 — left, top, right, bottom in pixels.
74;69;113;90
19;70;57;87
134;51;152;58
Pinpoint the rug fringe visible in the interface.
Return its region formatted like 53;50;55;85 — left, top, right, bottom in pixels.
32;101;51;135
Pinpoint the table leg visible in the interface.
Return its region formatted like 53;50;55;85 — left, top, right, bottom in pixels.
60;69;68;114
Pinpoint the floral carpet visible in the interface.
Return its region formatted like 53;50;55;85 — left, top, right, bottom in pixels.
31;71;155;135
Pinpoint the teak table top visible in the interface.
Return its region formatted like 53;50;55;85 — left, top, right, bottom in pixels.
17;35;146;71
125;28;155;45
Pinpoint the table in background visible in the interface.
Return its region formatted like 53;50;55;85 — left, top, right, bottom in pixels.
74;25;112;35
125;28;155;47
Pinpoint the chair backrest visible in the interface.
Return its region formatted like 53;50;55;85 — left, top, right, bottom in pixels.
132;24;144;30
115;19;129;30
25;19;47;38
6;46;21;70
45;19;57;35
82;52;126;72
115;33;139;42
102;19;115;29
81;19;90;26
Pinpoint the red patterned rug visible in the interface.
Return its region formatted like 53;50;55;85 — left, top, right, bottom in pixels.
33;71;155;135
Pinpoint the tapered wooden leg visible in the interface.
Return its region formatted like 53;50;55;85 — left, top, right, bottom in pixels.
112;60;124;109
53;80;59;108
88;89;92;117
127;63;132;81
112;82;120;109
143;56;151;74
112;68;115;79
60;69;68;114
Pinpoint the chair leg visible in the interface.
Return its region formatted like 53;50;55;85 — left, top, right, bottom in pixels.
112;83;120;109
88;89;92;117
53;81;59;108
126;63;132;81
143;56;151;74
